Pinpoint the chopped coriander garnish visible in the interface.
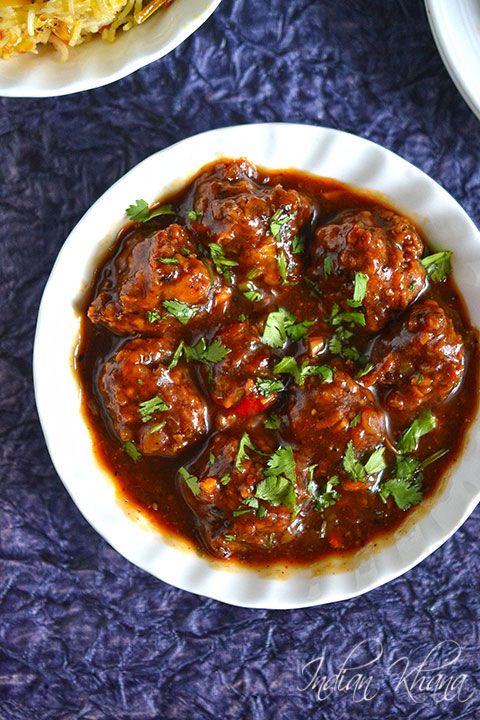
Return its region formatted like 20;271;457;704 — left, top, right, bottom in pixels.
149;421;166;434
242;282;262;302
247;268;261;280
342;440;366;482
224;534;236;542
209;243;239;279
126;199;175;223
309;475;340;511
342;441;386;482
235;432;257;470
363;446;386;475
292;235;304;254
262;308;294;348
169;338;230;368
162;300;198;325
421;251;452;282
146;309;163;324
261;308;312;348
287;319;315;342
397;410;436;454
350;412;361;428
187;210;203;222
277;249;288;284
355;362;374;380
179;466;200;496
256;377;285;397
264;414;281;430
220;474;231;485
255;471;296;509
255;446;297;509
208;450;215;465
138;395;170;423
323;255;333;277
233;508;252;517
347;272;368;308
330;303;366;327
123;440;142;462
238;313;248;322
155;257;178;264
270;208;295;241
381;475;422;510
415;373;424;385
273;356;334;386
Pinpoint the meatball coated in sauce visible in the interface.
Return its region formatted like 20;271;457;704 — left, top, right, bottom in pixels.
288;367;386;474
99;338;209;457
208;318;278;418
181;432;307;557
308;207;427;331
89;223;230;335
362;299;465;413
193;160;313;288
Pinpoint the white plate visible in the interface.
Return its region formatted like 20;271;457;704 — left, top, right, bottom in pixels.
0;0;222;97
426;0;480;120
34;123;480;609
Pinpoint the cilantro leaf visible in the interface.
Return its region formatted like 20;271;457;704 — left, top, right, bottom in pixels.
286;319;315;341
273;356;333;386
421;251;452;282
347;272;368;308
138;395;170;423
309;475;341;511
162;300;198;325
380;476;422;510
168;341;185;370
350;412;361;428
179;466;200;496
264;445;296;484
220;474;231;485
146;309;164;324
397;410;436;454
421;448;449;468
255;474;296;508
342;440;366;482
126;199;175;223
256;377;285;397
149;421;166;434
242;282;262;302
270;208;295;241
155;257;178;264
292;235;304;254
323;255;333;277
330;304;366;327
187;210;203;222
235;432;257;470
209;243;239;278
380;454;423;510
264;414;281;430
277;249;288;284
123;440;142;462
261;307;296;348
363;446;387;475
185;338;230;364
272;356;302;384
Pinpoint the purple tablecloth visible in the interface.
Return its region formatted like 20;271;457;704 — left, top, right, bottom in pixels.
1;1;479;717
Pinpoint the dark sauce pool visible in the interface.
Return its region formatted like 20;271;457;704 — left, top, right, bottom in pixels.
75;159;479;566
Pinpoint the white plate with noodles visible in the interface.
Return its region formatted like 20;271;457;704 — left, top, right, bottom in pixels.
426;0;480;120
0;0;222;97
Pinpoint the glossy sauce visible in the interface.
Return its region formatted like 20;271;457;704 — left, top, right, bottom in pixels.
75;159;479;565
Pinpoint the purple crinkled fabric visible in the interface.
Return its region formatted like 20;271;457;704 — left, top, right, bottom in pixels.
0;1;479;718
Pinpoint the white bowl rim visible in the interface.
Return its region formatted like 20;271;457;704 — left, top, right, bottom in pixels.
0;0;222;98
425;0;480;121
33;122;480;609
